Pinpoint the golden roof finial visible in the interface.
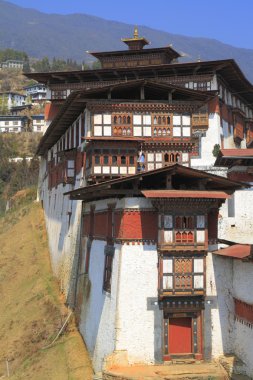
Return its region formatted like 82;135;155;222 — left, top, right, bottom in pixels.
134;26;139;39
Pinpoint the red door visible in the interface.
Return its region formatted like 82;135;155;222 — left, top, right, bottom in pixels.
169;317;192;354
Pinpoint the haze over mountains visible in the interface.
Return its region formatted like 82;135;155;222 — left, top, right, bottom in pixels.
1;0;253;83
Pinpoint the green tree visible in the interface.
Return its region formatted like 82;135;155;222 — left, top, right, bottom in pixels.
212;144;220;157
92;60;101;70
0;95;8;115
33;57;50;72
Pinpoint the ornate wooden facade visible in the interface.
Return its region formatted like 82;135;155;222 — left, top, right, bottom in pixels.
28;29;253;364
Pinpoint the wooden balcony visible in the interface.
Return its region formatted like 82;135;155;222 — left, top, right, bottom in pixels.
191;113;209;128
246;121;253;148
234;124;244;144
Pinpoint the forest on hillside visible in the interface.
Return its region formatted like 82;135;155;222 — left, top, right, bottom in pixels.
0;133;40;215
0;48;101;73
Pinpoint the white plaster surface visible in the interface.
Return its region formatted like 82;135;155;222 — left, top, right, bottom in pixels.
219;189;253;244
191;113;221;167
79;240;119;372
116;243;162;365
205;253;234;359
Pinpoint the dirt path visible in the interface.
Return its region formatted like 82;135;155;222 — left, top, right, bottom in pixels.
0;199;93;379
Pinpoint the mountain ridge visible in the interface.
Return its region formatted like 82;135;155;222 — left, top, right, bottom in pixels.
1;0;253;83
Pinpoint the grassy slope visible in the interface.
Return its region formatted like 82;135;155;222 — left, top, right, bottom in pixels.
0;192;93;379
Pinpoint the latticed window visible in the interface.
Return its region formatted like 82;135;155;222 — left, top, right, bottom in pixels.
161;256;204;292
161;214;206;245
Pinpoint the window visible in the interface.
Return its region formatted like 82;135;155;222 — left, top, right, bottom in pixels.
103;245;115;292
4;121;9;126
161;256;204;293
51;90;67;99
172;114;191;137
67;160;75;177
103;156;109;165
121;156;126;165
93;113;112;136
133;113;152;137
129;156;134;165
161;214;205;245
228;195;235;218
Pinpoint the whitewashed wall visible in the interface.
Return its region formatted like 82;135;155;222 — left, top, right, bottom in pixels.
191;112;221;168
116;243;162;365
232;260;253;377
205;253;234;359
38;155;84;299
79;240;120;372
219;189;253;244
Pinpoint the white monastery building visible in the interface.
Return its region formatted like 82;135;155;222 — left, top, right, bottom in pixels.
0;115;27;133
26;29;253;378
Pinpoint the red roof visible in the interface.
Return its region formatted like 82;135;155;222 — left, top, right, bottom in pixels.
214;149;253;167
141;190;231;199
213;244;252;259
220;149;253;158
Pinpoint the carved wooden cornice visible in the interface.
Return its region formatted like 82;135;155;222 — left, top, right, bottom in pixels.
87;102;203;113
151;198;222;213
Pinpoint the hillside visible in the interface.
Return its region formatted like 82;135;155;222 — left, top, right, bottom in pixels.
0;191;93;379
0;0;253;83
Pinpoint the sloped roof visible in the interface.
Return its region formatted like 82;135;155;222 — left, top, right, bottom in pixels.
89;46;180;60
25;59;253;104
213;244;252;260
65;163;247;202
36;79;211;155
214;149;253;167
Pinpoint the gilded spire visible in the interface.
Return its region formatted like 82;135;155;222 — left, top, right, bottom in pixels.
134;26;139;39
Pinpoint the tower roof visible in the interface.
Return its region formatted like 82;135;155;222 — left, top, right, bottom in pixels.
121;26;150;50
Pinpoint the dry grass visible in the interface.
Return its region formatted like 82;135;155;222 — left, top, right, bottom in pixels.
0;197;93;379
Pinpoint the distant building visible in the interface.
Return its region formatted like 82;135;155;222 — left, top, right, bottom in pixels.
0;115;27;133
31;114;45;132
0;92;27;109
0;60;24;69
8;156;33;163
23;83;47;103
10;104;32;116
